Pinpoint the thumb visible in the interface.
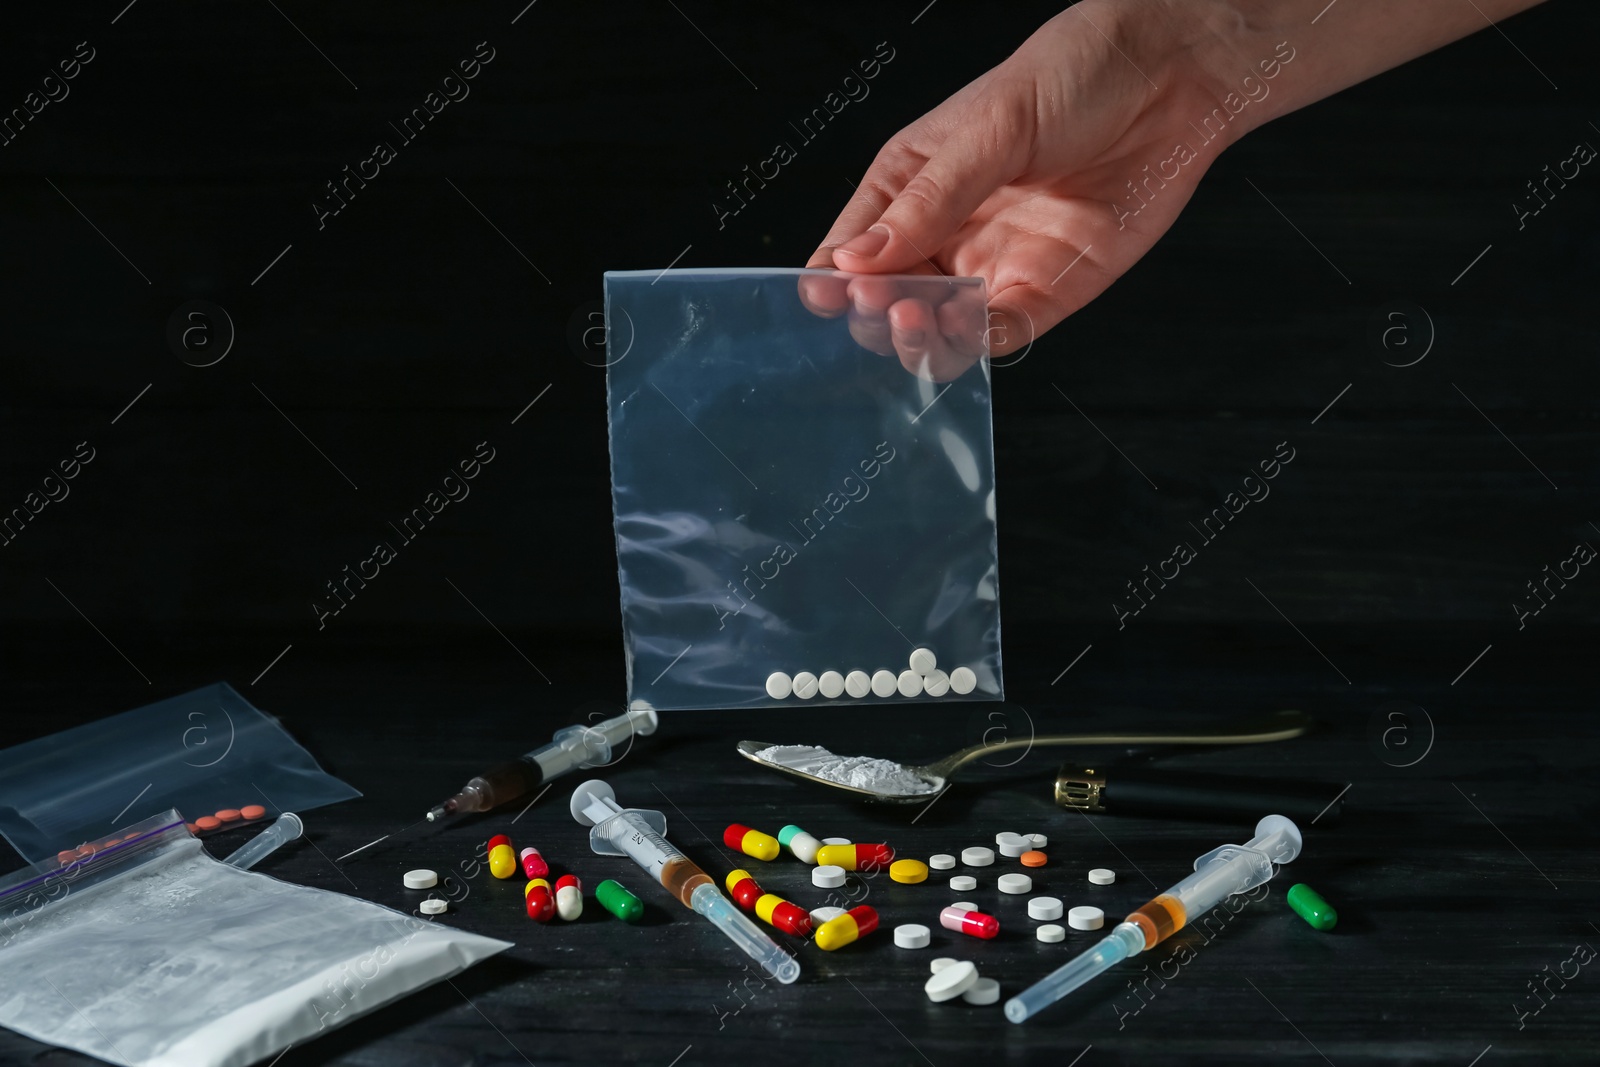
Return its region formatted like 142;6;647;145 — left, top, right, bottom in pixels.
834;103;1027;273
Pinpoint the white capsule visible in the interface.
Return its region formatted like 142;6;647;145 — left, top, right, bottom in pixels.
930;957;960;974
1036;923;1066;943
894;923;931;949
1029;833;1049;849
948;901;978;912
844;670;871;698
922;669;950;697
909;647;938;676
998;873;1033;895
949;875;977;892
870;670;898;697
810;906;848;925
556;885;583;921
812;864;847;889
925;960;978;1003
1027;896;1064;921
786;830;822;864
928;853;956;870
961;846;995;867
1069;906;1105;931
765;672;793;699
403;869;437;889
962;976;1001;1005
420;897;447;915
1088;868;1116;885
791;671;818;699
949;666;977;695
897;670;924;698
818;670;845;698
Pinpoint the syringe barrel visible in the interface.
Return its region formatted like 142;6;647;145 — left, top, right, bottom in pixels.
1164;814;1303;920
691;882;800;985
221;813;303;870
528;706;660;780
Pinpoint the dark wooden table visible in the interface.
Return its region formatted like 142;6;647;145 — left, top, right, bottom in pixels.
1;624;1596;1066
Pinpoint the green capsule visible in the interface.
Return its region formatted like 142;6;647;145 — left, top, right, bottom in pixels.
595;878;643;923
1286;883;1337;931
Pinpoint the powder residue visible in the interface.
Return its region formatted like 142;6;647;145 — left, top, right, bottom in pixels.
754;744;941;797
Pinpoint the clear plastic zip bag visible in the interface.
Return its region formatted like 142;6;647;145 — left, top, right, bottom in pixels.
604;268;1004;710
0;682;360;865
0;810;511;1067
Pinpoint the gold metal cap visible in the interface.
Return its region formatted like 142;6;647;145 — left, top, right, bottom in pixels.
1054;764;1108;812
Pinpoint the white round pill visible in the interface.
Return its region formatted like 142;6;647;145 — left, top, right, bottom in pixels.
1036;923;1065;943
928;854;956;870
948;901;978;912
1029;833;1049;849
403;869;437;889
1027;896;1064;921
791;671;818;699
894;923;931;949
844;670;871;698
930;957;960;974
818;670;845;698
870;669;898;697
995;831;1024;846
925;960;978;1002
949;875;977;892
897;670;924;698
812;864;846;889
420;897;447;915
822;837;852;846
998;838;1029;859
998;873;1032;895
962;976;1001;1005
949;666;977;695
922;669;950;697
765;672;792;699
810;906;848;924
961;847;995;867
1088;868;1116;885
909;647;938;676
1069;906;1105;931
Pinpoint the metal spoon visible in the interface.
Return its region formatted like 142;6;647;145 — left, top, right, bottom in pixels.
736;708;1313;803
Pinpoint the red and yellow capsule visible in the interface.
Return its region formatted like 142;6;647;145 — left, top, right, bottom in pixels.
723;823;780;862
815;905;878;951
524;877;555;922
814;843;895;872
754;893;813;937
487;834;517;879
726;869;764;910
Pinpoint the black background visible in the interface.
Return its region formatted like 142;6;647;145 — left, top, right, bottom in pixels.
1;1;1597;1065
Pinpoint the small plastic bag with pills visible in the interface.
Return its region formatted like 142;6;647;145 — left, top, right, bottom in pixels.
0;810;510;1067
603;268;1004;710
0;682;361;864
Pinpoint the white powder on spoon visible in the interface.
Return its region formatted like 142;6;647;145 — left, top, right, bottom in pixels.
753;744;941;797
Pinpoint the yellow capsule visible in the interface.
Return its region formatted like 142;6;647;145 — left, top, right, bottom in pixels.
890;858;929;884
754;893;784;924
488;834;517;880
723;823;780;861
815;905;878;951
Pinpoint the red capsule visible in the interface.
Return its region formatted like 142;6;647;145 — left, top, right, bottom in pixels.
722;823;780;861
524;878;555;922
814;842;895;871
725;869;763;911
940;905;999;939
519;846;548;879
757;896;813;937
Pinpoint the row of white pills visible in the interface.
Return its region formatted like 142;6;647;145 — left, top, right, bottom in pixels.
767;667;977;700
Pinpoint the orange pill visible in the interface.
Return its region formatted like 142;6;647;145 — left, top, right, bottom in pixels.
195;815;222;830
185;823;199;834
240;804;267;819
215;809;242;822
1020;850;1048;867
56;850;78;865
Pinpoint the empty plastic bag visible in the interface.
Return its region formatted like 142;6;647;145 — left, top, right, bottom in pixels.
0;810;511;1067
604;268;1004;710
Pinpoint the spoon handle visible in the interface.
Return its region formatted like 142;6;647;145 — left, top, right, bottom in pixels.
944;709;1313;770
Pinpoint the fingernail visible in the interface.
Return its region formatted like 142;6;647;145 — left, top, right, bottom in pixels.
839;224;890;258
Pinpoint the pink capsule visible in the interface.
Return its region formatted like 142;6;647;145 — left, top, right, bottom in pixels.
940;905;1000;939
520;846;548;879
